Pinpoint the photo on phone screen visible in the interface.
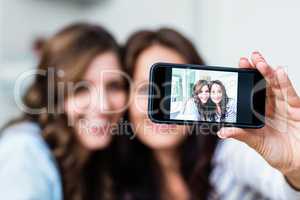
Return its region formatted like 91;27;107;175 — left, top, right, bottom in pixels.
170;68;238;123
148;63;266;128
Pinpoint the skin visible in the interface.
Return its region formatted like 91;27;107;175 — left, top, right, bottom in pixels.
130;44;190;200
218;52;300;190
64;52;127;151
210;83;223;113
198;85;210;104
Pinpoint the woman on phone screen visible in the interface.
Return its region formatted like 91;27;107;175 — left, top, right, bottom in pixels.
209;80;236;123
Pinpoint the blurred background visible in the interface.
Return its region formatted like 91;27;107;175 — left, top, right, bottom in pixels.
0;0;299;127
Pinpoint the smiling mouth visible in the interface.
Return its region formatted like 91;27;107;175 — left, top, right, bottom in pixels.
77;118;112;136
89;124;111;135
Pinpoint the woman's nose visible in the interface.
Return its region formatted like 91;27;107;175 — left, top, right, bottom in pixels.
89;88;110;113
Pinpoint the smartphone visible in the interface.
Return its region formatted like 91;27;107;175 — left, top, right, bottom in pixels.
148;63;266;128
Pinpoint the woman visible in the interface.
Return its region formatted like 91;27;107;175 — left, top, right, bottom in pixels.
119;28;300;200
178;80;211;121
0;23;128;200
116;28;219;200
209;80;236;123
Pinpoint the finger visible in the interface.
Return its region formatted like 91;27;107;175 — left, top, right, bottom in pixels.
276;67;300;107
249;53;282;118
271;66;286;101
250;52;276;84
256;61;282;106
239;57;253;68
217;127;262;149
265;86;276;117
251;51;267;66
256;61;276;86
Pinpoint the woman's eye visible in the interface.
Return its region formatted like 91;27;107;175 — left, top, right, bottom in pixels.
74;86;89;95
107;81;126;92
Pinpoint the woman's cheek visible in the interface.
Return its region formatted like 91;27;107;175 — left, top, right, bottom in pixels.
110;92;127;111
206;93;210;99
133;94;148;115
211;94;215;102
129;96;147;129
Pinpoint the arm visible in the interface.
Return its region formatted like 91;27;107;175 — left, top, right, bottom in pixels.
217;52;300;197
213;139;300;199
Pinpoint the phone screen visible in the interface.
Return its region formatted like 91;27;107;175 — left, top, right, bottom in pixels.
148;63;266;128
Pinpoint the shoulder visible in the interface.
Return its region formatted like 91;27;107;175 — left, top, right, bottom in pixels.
211;140;300;199
0;121;51;163
0;121;62;200
226;98;237;113
227;98;236;107
1;121;42;144
186;98;196;106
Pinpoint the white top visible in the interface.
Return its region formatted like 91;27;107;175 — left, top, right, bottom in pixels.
0;122;62;200
1;122;300;200
211;139;300;200
214;98;237;123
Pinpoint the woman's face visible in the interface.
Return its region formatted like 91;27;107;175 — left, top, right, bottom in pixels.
197;85;210;104
130;44;188;150
210;83;223;105
65;52;127;150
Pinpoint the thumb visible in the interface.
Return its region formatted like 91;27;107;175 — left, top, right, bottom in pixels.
217;127;263;149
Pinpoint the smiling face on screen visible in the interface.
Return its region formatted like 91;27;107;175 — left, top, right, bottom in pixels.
210;83;223;105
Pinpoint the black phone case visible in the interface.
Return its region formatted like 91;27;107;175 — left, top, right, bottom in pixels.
148;62;266;129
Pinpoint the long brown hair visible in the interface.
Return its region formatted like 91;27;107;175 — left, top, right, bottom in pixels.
117;28;218;200
209;80;229;122
192;79;211;121
4;23;123;200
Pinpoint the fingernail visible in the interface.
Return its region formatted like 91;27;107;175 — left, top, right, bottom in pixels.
276;66;284;72
217;130;227;139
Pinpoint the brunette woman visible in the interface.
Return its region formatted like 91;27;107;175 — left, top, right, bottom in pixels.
116;28;218;200
0;23;128;200
193;79;211;121
178;79;211;121
209;80;236;123
117;28;300;200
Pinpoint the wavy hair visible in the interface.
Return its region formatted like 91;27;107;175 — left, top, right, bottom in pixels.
209;80;229;122
192;79;211;121
2;23;123;200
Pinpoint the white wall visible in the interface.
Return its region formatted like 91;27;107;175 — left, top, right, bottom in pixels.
197;0;300;94
0;0;199;60
0;0;199;126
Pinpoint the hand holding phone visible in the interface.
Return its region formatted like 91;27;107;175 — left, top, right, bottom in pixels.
217;52;300;190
